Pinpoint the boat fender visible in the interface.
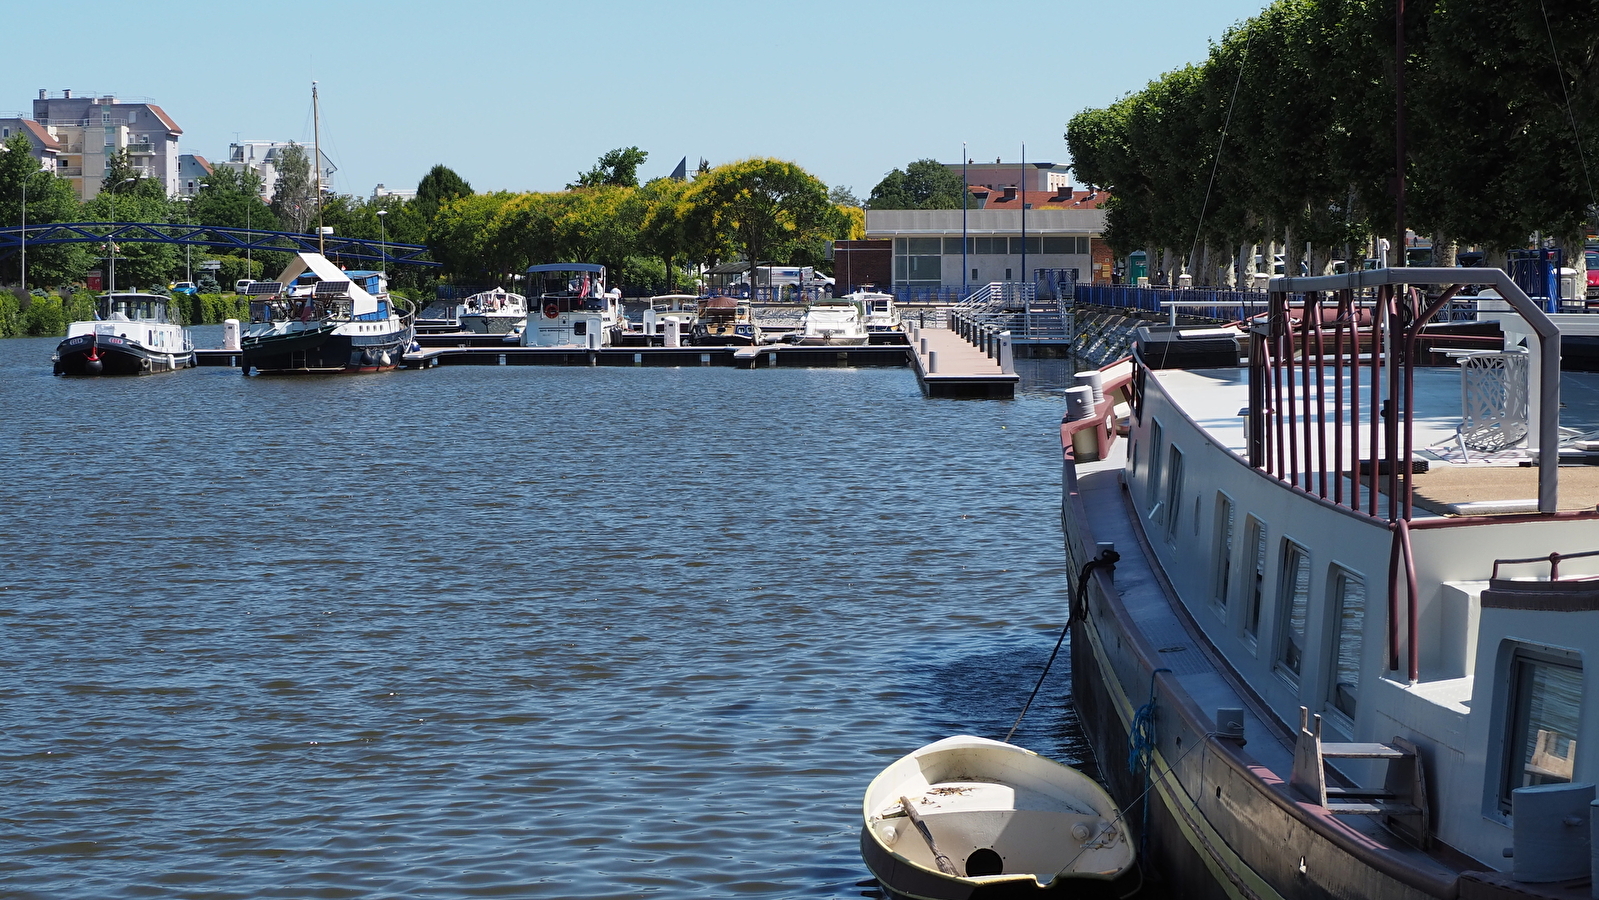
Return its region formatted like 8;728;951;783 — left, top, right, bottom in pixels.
544;303;559;319
140;357;151;370
378;351;391;367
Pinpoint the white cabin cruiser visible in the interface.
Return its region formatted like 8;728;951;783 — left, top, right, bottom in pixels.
457;287;528;335
520;263;621;349
53;292;194;376
1061;267;1599;900
853;291;901;332
793;299;869;345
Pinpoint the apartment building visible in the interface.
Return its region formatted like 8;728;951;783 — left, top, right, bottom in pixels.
18;90;185;199
221;141;337;200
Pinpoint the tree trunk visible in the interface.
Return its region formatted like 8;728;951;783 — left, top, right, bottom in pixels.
1433;234;1457;268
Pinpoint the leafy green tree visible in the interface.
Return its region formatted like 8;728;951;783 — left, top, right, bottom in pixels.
270;143;316;233
193;165;278;232
570;147;649;189
414;164;473;226
639;177;698;292
84;186;181;288
683;158;847;287
429;191;516;280
867;159;969;210
828;184;862;207
0;135;90;287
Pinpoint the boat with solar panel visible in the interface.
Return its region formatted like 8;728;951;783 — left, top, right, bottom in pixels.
238;252;412;374
1060;265;1599;899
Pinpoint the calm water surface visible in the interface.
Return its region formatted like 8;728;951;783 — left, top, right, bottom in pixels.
1;330;1085;898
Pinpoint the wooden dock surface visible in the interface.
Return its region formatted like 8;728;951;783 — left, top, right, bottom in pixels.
908;326;1019;399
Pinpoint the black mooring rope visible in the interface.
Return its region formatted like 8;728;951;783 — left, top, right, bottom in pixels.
1005;547;1120;743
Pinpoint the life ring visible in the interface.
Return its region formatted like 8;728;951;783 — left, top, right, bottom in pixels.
544;303;559;319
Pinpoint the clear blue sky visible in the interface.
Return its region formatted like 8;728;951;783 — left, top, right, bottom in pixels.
2;0;1269;199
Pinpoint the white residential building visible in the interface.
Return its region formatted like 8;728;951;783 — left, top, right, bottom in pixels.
221;141;337;200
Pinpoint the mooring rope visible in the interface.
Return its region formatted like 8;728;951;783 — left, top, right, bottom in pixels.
1005;547;1120;743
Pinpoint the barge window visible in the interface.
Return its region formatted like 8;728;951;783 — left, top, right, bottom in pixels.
1242;517;1266;641
1164;446;1184;539
1498;651;1583;814
1328;570;1365;718
1213;496;1234;612
1277;542;1311;677
1146;420;1164;512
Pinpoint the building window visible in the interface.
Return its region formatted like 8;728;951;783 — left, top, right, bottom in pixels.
1005;268;1012;280
1328;569;1365;718
1041;237;1070;254
1277;541;1311;677
1243;517;1267;639
973;237;1006;255
943;238;972;254
971;269;978;281
1214;495;1235;611
1498;649;1582;813
1164;446;1184;539
894;238;941;284
1008;236;1042;254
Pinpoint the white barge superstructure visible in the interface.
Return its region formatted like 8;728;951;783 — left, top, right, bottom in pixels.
1062;266;1597;899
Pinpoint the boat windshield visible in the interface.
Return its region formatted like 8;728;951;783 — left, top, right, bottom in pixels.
99;294;168;322
531;269;606;299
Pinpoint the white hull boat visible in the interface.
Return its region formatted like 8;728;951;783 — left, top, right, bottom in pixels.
521;263;621;349
457;288;528;334
860;735;1138;900
794;300;869;345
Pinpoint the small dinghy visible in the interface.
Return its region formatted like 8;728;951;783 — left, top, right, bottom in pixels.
860;735;1138;900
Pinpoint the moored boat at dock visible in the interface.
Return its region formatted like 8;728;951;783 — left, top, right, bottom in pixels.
1061;266;1599;899
861;735;1138;899
238;253;413;375
792;299;869;346
691;296;761;346
457;288;528;335
53;292;194;376
520;263;622;349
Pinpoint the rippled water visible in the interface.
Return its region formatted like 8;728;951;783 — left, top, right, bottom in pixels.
0;329;1086;899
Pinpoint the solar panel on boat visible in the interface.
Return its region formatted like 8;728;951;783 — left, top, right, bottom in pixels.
314;281;351;296
246;282;284;295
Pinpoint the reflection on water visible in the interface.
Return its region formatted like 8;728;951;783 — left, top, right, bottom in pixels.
0;339;1084;898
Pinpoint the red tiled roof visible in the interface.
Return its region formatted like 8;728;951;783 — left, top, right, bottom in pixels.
144;104;182;135
191;154;212;174
19;119;60;151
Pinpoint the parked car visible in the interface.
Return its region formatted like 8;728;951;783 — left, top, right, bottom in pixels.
170;282;198;296
1586;247;1598;299
235;279;254;294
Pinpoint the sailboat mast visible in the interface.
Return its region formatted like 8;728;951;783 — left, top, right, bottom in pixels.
313;81;324;255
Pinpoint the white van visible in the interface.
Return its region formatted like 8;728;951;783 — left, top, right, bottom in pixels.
235;279;254;293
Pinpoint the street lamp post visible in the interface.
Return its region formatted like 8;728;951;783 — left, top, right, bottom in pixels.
180;196;193;282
